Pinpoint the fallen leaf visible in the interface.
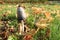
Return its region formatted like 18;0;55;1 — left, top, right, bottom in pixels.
8;5;12;8
6;10;11;14
44;12;51;19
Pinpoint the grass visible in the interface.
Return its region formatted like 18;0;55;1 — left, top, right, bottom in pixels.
0;3;60;40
